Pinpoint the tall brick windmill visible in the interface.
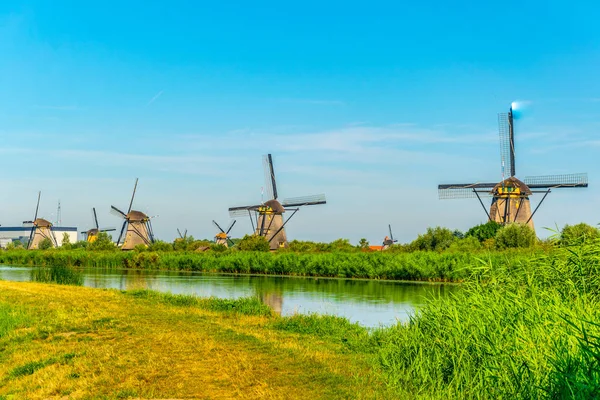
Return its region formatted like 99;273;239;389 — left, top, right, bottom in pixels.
228;154;326;250
111;178;156;250
438;103;588;230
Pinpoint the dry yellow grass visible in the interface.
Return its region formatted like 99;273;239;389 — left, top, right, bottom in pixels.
0;281;387;399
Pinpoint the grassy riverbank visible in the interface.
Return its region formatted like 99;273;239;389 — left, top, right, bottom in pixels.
0;248;547;282
2;243;598;398
0;281;389;399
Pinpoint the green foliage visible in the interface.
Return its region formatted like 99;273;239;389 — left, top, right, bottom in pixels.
447;236;482;252
0;303;29;338
148;240;173;252
409;227;456;251
38;238;53;250
88;232;116;251
187;239;213;251
61;232;71;247
210;244;228;252
452;229;464;239
124;290;273;316
173;235;195;251
272;314;368;347
374;243;600;398
466;221;503;242
70;240;89;249
358;238;370;249
30;265;83;286
237;235;270;252
495;223;536;249
561;223;600;246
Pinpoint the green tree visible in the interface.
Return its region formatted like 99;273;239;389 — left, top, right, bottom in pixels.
61;232;72;249
495;223;536;249
410;227;456;251
237;235;270;252
358;238;370;249
38;238;53;250
149;240;173;252
466;221;503;242
560;223;600;245
88;232;116;251
328;239;356;252
173;235;195;251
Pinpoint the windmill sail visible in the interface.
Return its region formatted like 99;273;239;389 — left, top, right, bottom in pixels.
524;173;588;188
498;111;515;178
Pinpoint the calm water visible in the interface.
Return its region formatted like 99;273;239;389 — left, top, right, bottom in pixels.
0;265;458;327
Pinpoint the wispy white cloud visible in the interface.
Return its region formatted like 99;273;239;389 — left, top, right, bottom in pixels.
147;90;164;106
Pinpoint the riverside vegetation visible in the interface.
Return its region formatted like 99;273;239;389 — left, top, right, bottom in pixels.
1;234;599;398
2;222;597;282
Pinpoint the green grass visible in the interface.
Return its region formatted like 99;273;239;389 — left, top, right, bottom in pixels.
124;289;274;316
0;247;546;282
0;304;29;339
30;264;83;286
372;241;600;399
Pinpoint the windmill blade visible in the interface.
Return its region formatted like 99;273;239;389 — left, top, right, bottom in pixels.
524;173;588;189
263;154;278;200
128;178;139;214
184;229;187;239
177;228;183;238
226;237;235;247
100;227;117;232
93;207;100;229
110;205;127;218
388;224;394;242
27;226;35;249
33;191;41;222
225;220;237;234
438;183;497;199
148;220;155;243
498;111;516;178
228;205;260;217
116;220;127;245
282;194;326;207
213;220;226;234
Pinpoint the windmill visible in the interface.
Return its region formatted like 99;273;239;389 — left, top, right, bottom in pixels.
213;220;236;247
177;228;188;240
26;192;58;249
382;224;398;250
228;154;326;250
81;208;116;243
438;103;588;230
111;178;156;250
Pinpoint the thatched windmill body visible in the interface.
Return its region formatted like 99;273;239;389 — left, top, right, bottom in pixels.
438;104;588;229
26;192;58;249
213;220;236;247
229;154;326;250
82;208;116;243
111;179;156;250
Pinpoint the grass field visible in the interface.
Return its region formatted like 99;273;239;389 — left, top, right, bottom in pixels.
0;281;389;399
2;242;599;399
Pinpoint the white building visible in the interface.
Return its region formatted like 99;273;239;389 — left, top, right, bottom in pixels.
0;224;78;248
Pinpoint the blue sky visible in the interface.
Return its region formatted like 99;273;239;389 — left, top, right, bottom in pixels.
0;1;598;243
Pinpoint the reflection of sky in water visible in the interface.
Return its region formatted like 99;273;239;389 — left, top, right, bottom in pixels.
0;266;457;328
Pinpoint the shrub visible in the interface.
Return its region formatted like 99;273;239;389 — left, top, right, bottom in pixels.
38;238;53;250
466;221;503;242
495;223;536;249
447;236;482;252
149;240;173;252
88;232;116;251
560;223;600;246
237;235;270;252
410;227;456;251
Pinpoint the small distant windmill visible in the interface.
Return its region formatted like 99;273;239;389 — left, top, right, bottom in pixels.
111;178;156;250
26;192;58;249
382;224;398;250
82;208;116;243
438;103;588;230
213;220;236;247
177;228;188;240
228;154;326;250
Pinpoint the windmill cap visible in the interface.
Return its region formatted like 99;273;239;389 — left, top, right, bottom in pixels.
127;210;149;221
492;177;532;195
34;218;52;227
264;199;285;213
215;232;228;239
